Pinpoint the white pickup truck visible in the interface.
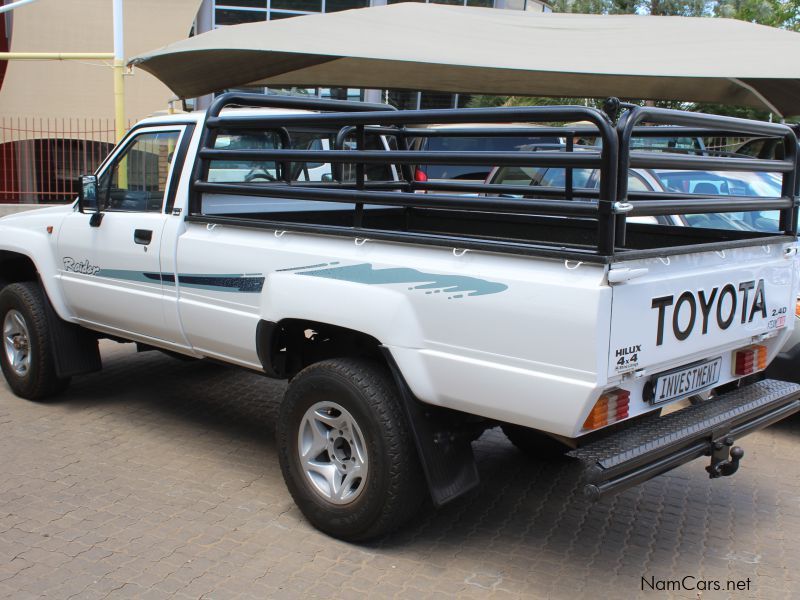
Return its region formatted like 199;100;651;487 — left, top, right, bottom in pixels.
1;94;799;541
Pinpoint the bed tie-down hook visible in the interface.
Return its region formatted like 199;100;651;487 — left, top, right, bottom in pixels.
206;223;219;232
657;256;670;266
274;230;287;238
715;249;727;259
452;248;469;257
354;237;370;246
564;260;583;270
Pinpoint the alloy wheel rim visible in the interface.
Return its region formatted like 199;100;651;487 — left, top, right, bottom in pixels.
297;401;369;505
3;310;31;377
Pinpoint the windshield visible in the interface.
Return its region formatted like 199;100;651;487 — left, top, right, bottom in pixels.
651;170;784;233
652;170;781;198
630;136;703;154
490;165;595;188
419;136;558;180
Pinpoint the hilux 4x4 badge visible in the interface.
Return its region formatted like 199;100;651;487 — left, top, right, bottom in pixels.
62;257;100;275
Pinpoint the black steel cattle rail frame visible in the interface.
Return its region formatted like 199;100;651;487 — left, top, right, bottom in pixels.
188;92;798;261
615;106;799;247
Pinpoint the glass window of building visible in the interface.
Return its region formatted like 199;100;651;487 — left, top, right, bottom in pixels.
387;1;495;6
327;1;371;10
214;0;371;27
385;0;550;8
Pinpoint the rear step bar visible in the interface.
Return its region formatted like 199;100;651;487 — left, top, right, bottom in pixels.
569;379;800;500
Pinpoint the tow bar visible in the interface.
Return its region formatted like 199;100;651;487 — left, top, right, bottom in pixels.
706;433;744;478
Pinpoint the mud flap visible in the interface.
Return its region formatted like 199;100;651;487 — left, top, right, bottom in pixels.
41;285;102;378
381;348;480;507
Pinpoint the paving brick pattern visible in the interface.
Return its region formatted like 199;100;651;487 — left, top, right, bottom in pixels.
1;342;799;599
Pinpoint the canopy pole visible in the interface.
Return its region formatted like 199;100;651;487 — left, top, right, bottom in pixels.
0;52;114;60
727;78;783;119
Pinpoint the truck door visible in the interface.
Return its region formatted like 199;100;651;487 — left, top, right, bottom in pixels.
57;126;187;342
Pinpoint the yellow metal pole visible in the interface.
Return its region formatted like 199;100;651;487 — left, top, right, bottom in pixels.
0;52;114;60
0;51;125;143
113;59;126;143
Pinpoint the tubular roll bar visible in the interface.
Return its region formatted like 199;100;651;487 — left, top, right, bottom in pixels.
190;93;798;259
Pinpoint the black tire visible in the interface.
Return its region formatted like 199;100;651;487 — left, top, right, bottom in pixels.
0;282;70;400
501;423;568;460
277;358;426;541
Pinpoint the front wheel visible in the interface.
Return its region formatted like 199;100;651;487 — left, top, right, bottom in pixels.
0;282;70;400
277;358;425;541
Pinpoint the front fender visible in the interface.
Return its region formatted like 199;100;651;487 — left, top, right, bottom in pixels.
0;208;74;320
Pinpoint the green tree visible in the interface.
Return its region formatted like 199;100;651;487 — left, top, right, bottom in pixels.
549;0;709;14
718;0;800;30
548;0;799;23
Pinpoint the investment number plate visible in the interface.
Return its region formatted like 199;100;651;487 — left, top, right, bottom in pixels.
650;356;723;405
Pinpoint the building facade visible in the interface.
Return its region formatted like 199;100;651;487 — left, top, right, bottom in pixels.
0;0;551;204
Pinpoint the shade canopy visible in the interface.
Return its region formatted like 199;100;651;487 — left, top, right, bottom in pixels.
130;3;800;117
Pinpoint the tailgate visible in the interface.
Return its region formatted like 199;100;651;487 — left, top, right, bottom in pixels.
608;242;797;380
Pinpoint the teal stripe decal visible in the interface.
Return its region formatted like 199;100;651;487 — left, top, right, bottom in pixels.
94;269;264;293
95;269;168;285
293;263;507;299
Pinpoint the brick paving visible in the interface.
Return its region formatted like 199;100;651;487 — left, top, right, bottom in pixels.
1;341;799;599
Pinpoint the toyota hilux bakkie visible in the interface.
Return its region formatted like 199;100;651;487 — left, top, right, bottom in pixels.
1;94;799;540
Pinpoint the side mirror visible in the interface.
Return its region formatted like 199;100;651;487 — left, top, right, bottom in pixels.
77;174;103;227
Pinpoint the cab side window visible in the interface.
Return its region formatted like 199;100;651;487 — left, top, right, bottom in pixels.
99;130;181;212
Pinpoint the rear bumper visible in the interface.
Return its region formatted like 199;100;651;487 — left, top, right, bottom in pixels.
569;379;800;500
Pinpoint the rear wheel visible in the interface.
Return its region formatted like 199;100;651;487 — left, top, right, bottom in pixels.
0;282;70;400
277;358;425;541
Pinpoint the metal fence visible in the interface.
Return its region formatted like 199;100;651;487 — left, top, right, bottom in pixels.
0;117;131;204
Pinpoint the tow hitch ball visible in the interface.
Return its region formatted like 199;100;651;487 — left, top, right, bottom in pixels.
705;436;744;478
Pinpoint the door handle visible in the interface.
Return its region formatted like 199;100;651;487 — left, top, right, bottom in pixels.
134;229;153;245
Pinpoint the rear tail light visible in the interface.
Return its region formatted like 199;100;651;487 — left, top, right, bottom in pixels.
414;168;428;182
583;388;630;431
795;298;800;318
732;344;767;377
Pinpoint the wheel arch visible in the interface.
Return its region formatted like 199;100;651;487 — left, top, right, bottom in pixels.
0;225;73;321
257;318;483;507
256;318;384;379
0;250;38;288
0;250;100;379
